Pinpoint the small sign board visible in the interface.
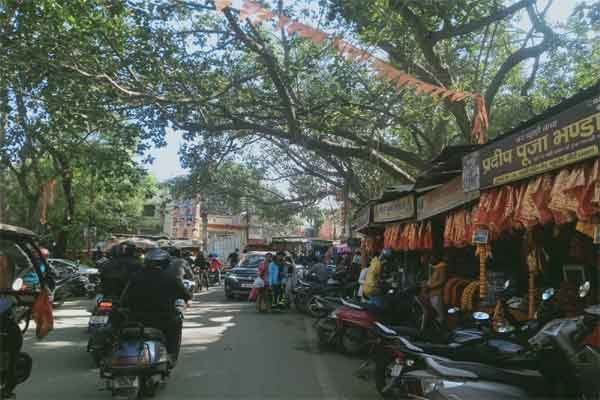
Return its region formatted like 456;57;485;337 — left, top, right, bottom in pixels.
373;195;415;223
472;229;489;244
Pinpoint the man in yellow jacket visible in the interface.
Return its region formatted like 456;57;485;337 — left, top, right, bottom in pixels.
363;253;383;307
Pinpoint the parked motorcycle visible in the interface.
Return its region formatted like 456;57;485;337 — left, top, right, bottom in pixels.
375;281;595;399
294;277;357;315
50;273;90;307
100;300;186;399
316;284;440;355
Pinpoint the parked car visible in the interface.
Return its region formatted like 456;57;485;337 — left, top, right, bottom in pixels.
224;251;269;299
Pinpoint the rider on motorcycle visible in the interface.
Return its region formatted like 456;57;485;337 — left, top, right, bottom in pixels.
121;249;191;364
99;242;142;299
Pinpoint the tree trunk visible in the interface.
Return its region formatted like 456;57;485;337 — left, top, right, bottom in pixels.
54;163;75;258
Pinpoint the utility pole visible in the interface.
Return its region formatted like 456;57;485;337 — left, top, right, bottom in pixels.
200;194;209;253
242;196;250;248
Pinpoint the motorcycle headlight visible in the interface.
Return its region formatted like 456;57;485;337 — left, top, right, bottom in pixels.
421;378;465;395
228;275;239;281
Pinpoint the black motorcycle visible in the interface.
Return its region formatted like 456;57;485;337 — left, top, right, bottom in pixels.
374;281;593;399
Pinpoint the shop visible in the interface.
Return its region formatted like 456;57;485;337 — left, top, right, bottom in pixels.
459;82;600;321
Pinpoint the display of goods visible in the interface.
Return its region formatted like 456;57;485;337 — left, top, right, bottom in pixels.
461;281;480;311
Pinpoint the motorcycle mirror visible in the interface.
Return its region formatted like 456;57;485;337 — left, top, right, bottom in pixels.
579;281;591;298
447;307;460;315
542;288;555;301
503;280;511;290
12;278;23;291
472;311;490;321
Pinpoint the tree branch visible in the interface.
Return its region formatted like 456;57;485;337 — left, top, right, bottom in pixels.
429;0;535;43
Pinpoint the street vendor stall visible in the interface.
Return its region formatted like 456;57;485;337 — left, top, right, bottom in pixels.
461;81;600;319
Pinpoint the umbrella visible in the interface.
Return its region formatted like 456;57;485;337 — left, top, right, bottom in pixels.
106;237;158;251
157;239;173;248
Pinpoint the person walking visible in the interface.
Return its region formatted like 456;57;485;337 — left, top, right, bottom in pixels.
269;252;283;307
257;253;272;312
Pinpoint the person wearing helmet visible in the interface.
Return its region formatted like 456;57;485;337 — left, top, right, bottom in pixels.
122;248;191;363
99;242;142;299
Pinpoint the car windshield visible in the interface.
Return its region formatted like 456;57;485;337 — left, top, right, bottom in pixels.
239;254;265;268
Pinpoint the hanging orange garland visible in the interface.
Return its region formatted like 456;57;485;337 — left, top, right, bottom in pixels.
215;0;489;144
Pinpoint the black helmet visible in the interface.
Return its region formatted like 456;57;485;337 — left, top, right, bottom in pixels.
144;248;170;269
380;248;393;262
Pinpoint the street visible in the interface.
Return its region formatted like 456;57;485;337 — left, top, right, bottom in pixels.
20;288;378;399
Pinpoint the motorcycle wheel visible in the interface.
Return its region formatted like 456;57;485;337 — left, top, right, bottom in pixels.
375;351;404;399
307;296;328;319
341;327;366;355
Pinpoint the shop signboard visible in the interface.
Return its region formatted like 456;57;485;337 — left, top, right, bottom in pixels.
472;228;489;244
417;176;479;221
463;89;600;190
353;206;371;231
373;195;415;223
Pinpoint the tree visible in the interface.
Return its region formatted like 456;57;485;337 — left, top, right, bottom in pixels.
0;1;161;255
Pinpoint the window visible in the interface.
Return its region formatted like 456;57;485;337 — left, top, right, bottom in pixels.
143;205;156;217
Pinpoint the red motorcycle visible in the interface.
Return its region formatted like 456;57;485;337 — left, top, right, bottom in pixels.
316;286;441;355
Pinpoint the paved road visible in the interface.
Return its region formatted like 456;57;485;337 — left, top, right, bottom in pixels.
19;288;379;399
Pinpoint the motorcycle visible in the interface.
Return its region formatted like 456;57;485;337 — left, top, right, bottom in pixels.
294;277;357;315
316;284;440;355
394;306;600;400
87;297;116;366
376;281;595;399
100;300;186;399
50;273;89;307
88;296;114;333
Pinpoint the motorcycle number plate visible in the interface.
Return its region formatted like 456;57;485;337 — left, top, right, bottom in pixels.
241;283;253;288
113;376;139;389
90;316;109;325
390;364;403;377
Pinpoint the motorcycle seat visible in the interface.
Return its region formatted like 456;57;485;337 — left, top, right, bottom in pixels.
388;325;420;338
120;327;166;342
428;357;544;388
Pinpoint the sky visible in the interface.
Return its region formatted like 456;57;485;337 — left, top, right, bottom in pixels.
145;0;586;182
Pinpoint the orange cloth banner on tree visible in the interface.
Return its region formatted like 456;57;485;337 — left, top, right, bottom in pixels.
217;0;488;144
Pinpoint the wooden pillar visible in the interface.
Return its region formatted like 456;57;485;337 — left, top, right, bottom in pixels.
527;230;538;319
477;244;487;300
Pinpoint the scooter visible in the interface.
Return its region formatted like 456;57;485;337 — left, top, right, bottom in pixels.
88;296;114;333
100;300;186;399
